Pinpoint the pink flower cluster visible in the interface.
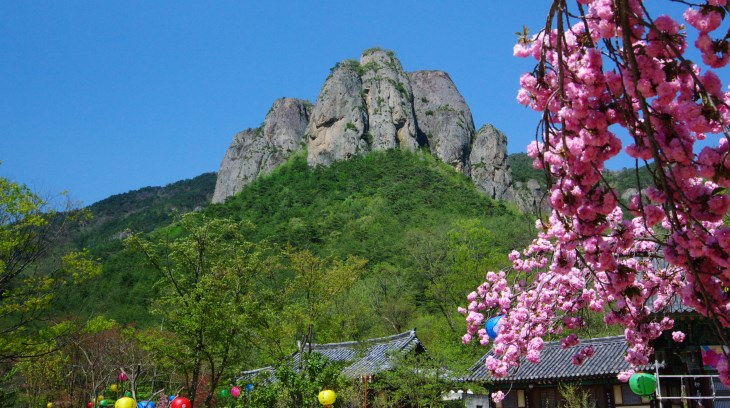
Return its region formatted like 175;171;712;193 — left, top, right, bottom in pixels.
463;0;730;387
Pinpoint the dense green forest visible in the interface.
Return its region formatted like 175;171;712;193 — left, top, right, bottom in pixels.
58;151;647;354
55;172;218;323
58;151;536;364
3;150;656;406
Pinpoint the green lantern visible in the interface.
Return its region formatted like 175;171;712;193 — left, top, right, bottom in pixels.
629;373;657;396
219;389;231;399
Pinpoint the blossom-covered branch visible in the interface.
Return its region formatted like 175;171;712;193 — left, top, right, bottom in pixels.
462;0;730;396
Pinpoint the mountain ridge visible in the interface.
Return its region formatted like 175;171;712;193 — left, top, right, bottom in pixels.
212;48;526;209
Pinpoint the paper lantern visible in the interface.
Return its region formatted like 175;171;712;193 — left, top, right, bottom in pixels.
485;315;503;339
168;396;176;401
246;383;254;393
170;397;192;408
110;384;119;392
231;386;241;398
137;401;156;408
115;397;136;408
124;391;132;397
47;403;53;408
219;389;231;399
118;372;128;382
87;402;94;408
629;373;657;396
100;400;112;407
318;389;336;406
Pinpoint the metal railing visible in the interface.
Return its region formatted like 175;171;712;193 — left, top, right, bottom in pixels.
654;363;730;408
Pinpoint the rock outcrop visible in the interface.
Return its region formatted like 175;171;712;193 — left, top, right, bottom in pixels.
409;70;474;174
360;49;418;152
307;61;368;166
212;98;310;203
213;49;527;210
469;124;513;201
513;179;546;215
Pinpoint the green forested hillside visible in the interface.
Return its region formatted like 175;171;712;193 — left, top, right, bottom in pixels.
14;150;661;407
57;151;649;367
56;173;217;322
76;172;217;249
205;150;536;365
60;150;535;369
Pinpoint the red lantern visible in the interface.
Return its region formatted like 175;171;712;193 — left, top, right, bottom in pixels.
87;403;94;408
118;372;128;382
170;397;191;408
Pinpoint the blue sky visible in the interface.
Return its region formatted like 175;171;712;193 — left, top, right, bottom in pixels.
0;1;611;205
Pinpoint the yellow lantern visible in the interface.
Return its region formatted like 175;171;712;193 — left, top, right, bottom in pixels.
318;389;336;406
97;395;105;403
46;403;53;408
110;384;119;392
114;396;136;408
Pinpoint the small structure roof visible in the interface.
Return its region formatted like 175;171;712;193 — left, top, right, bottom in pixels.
294;329;425;378
238;329;425;381
465;335;645;384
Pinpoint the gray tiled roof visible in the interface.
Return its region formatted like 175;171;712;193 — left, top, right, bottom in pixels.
238;365;274;381
238;330;424;381
293;329;424;378
465;335;643;383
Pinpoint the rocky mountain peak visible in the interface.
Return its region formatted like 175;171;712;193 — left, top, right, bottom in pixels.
409;70;474;174
212;97;310;204
213;49;526;210
359;48;419;152
307;60;368;166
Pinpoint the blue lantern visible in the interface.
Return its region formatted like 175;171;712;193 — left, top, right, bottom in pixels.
246;384;254;393
486;315;503;339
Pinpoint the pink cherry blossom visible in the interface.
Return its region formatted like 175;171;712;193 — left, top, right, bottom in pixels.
492;391;506;404
463;0;730;388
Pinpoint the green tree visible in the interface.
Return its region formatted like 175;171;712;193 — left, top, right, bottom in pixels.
126;214;274;407
0;176;100;361
370;353;453;408
0;176;100;407
283;249;366;349
246;353;347;408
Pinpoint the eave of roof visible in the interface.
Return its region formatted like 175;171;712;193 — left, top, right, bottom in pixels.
464;335;648;384
238;329;424;381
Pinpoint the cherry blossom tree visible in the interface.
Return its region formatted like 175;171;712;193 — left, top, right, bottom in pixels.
461;0;730;396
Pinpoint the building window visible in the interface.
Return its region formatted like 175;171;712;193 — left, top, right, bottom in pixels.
501;390;519;408
620;384;643;405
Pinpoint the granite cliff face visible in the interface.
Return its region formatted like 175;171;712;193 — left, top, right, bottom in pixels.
214;49;528;209
410;70;474;174
470;124;513;201
212;98;310;203
307;61;368;166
